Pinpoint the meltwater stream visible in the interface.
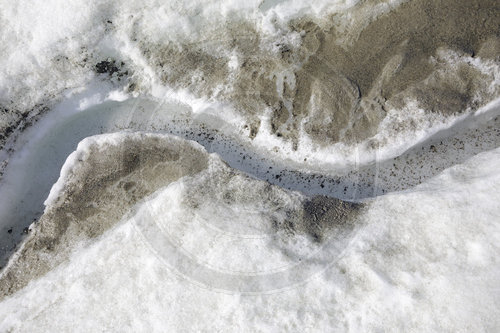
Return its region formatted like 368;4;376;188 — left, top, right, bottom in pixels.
0;87;499;267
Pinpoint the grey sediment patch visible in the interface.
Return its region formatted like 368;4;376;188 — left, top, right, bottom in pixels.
135;0;499;146
276;195;362;243
287;0;499;145
0;132;364;297
0;133;209;298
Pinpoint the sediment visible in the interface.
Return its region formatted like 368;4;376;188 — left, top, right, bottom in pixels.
0;133;363;299
137;0;499;146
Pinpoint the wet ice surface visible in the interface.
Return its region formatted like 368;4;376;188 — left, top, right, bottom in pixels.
5;88;500;252
1;93;499;267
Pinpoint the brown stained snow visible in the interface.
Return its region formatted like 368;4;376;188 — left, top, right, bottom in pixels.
136;0;499;146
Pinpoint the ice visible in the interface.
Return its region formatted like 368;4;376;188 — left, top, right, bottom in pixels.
1;0;498;170
0;144;499;332
1;91;499;265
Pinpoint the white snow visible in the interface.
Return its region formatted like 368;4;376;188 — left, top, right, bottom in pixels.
1;0;499;171
1;142;499;332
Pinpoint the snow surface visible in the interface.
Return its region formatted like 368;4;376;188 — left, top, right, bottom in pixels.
0;139;499;332
3;0;496;171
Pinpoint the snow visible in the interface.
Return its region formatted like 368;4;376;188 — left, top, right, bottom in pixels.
1;143;499;332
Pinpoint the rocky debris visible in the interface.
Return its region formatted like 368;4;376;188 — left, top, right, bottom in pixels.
95;60;120;75
0;104;50;160
94;59;130;81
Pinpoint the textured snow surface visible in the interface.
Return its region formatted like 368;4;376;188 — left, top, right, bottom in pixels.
1;136;499;331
